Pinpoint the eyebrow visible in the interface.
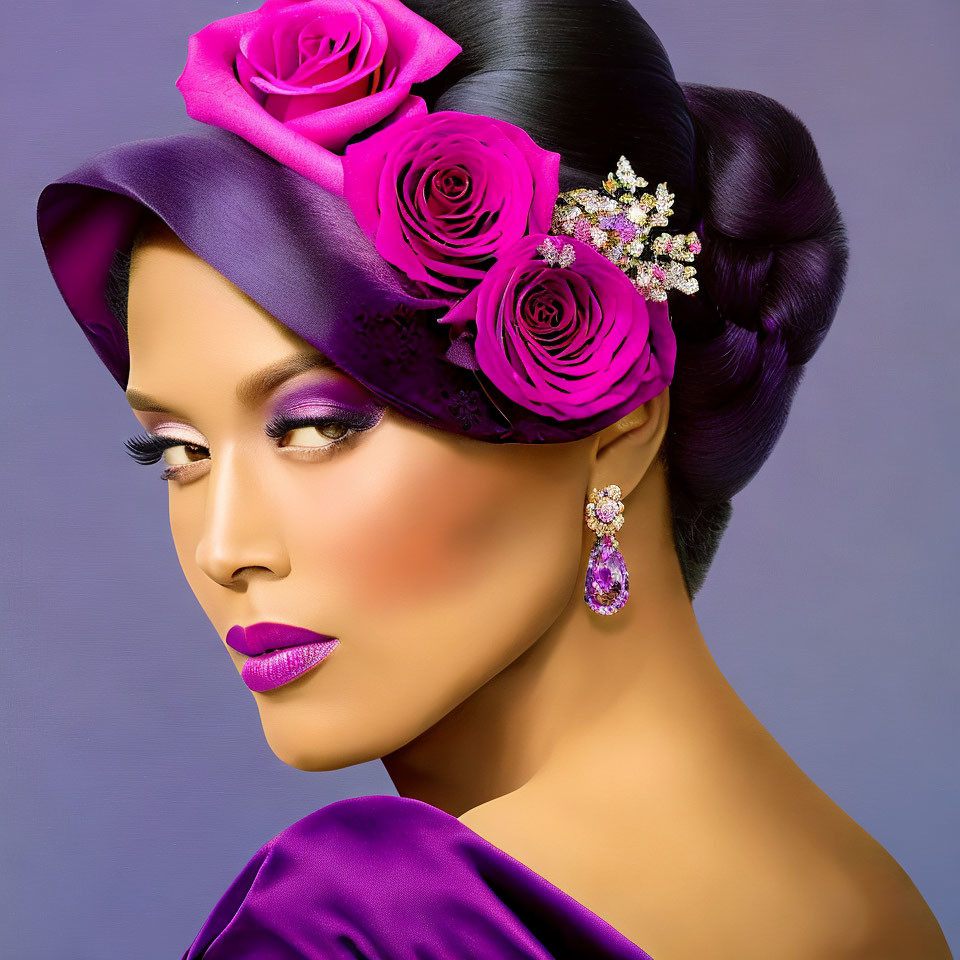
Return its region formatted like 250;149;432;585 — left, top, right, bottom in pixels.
125;352;339;414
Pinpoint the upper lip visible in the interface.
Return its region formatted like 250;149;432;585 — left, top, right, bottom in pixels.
225;622;339;657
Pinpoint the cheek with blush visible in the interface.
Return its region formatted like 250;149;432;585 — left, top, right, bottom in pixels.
311;424;588;622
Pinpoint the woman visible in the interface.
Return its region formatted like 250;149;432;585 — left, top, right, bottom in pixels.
35;0;952;957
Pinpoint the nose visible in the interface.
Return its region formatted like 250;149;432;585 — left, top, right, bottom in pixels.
194;444;291;586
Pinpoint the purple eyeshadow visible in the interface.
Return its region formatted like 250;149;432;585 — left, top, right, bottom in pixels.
269;375;387;423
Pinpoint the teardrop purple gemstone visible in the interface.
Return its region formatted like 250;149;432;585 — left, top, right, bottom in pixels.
584;534;629;615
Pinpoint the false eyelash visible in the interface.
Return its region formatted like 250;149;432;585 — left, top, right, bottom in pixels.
263;408;383;442
123;433;200;465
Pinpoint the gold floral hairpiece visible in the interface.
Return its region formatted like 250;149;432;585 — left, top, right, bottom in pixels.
550;156;701;302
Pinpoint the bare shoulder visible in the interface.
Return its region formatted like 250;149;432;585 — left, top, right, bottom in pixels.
693;803;947;960
682;770;954;959
666;702;954;960
668;741;955;960
813;839;953;959
457;751;952;960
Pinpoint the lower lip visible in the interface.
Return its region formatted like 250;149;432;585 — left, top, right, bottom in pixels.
240;639;340;692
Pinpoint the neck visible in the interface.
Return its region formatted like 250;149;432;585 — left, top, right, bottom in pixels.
382;462;743;819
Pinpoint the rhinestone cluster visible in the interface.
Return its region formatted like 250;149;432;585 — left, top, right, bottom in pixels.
536;236;577;269
585;483;625;546
551;156;701;302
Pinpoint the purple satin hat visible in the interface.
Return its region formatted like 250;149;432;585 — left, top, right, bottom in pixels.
36;124;677;443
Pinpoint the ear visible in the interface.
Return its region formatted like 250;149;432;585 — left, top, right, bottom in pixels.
587;388;670;501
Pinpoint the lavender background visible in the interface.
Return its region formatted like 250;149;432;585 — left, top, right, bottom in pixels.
2;1;957;956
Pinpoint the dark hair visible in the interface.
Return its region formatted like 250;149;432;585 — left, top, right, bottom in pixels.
105;209;160;336
108;0;849;600
104;246;132;334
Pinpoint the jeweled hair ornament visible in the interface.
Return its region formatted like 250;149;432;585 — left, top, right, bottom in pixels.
36;0;701;447
552;156;702;302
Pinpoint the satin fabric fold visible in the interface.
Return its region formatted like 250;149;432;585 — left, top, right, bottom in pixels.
181;794;656;960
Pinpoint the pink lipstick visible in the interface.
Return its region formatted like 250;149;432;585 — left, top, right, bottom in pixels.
226;622;340;692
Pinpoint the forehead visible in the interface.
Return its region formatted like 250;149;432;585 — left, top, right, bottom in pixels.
126;227;313;384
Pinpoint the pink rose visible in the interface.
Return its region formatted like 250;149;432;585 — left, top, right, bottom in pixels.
440;235;677;420
175;0;461;196
344;110;560;296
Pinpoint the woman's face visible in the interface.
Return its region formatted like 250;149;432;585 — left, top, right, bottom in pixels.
125;224;600;770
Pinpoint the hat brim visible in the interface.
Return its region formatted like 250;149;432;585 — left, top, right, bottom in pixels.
36;125;651;443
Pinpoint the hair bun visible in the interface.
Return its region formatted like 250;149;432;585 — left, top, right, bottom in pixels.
658;82;849;594
680;82;849;352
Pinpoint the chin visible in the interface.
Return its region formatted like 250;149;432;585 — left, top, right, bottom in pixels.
254;699;420;773
262;721;385;772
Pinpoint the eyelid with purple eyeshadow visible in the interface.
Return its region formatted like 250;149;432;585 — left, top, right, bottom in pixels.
266;376;387;422
263;379;387;441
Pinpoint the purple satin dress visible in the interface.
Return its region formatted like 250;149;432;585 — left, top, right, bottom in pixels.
181;794;656;959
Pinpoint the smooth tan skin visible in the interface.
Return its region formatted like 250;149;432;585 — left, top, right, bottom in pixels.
124;222;951;960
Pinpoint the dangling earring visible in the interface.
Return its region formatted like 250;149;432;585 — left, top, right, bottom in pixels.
584;484;629;616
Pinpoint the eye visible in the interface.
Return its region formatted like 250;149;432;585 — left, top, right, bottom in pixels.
123;433;210;482
161;442;210;465
264;410;383;453
277;421;352;449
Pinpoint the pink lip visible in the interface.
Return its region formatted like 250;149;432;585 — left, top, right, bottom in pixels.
226;622;340;692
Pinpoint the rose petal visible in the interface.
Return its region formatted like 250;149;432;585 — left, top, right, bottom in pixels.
344;110;560;294
460;234;676;419
175;0;462;196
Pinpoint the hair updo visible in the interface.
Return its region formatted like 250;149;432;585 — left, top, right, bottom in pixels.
108;0;849;601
